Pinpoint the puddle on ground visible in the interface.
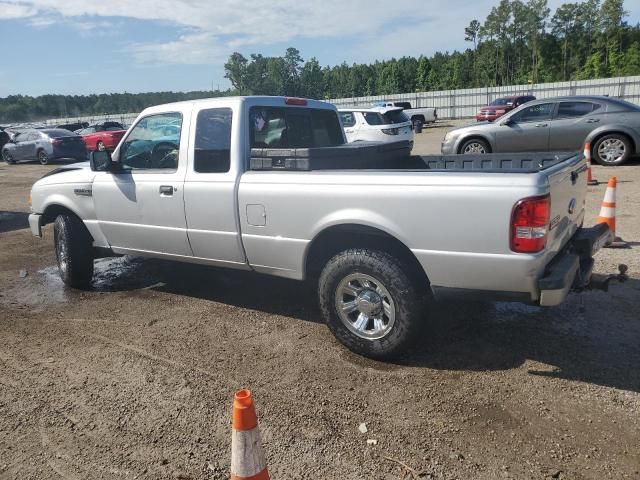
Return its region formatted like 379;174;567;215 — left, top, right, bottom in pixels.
1;256;164;311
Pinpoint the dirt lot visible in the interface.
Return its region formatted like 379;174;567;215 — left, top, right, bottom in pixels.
1;125;639;480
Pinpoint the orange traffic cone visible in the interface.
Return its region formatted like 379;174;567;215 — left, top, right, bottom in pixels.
584;142;598;186
596;177;629;248
231;390;269;480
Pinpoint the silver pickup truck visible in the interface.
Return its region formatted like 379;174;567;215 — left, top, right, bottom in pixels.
29;96;611;359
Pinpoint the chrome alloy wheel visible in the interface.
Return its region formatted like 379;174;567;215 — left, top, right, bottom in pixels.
462;141;487;154
335;273;396;340
56;225;68;274
597;138;626;164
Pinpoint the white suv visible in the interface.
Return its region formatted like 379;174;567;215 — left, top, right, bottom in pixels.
338;107;414;148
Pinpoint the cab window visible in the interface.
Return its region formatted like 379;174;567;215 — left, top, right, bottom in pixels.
119;113;182;170
250;107;344;148
194;108;232;173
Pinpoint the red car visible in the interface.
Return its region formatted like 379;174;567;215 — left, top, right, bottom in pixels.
475;95;536;122
78;122;127;151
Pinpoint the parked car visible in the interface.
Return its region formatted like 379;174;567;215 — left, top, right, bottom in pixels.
338;107;413;148
373;101;437;129
476;95;536;122
78;122;127;151
442;96;640;165
2;128;87;165
28;96;612;359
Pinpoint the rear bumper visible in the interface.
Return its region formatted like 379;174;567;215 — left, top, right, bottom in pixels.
29;213;42;237
538;223;611;306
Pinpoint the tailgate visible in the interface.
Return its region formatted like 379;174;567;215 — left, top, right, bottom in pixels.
544;153;587;255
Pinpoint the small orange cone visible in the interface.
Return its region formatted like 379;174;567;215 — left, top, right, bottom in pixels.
231;390;269;480
596;177;629;248
584;142;598;186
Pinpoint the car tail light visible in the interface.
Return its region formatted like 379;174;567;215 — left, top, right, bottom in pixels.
510;195;550;253
285;97;307;106
49;138;62;145
381;128;399;135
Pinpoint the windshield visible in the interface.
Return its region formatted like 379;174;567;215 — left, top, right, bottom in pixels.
42;129;76;137
489;98;514;106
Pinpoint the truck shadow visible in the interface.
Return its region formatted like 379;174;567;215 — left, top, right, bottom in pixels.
0;211;29;233
94;258;640;393
399;279;640;393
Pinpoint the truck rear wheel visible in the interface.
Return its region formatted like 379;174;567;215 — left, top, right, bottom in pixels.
318;249;423;359
54;213;94;289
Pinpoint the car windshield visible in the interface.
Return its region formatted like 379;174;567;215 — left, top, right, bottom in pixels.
42;129;76;137
489;98;514;106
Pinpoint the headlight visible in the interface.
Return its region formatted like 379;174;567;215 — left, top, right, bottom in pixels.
496;110;506;114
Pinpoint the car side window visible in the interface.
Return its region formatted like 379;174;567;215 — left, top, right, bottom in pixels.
194;108;232;173
511;103;554;123
556;102;600;119
119;113;182;171
340;112;356;128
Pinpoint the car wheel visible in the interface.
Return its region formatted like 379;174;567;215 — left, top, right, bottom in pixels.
2;150;15;164
318;249;424;359
96;141;106;151
460;138;491;154
37;150;49;165
54;213;94;289
593;134;631;166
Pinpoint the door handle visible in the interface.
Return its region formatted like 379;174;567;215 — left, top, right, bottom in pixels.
159;185;174;196
535;123;548;128
586;118;600;123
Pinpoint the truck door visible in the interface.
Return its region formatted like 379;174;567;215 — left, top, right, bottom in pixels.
92;111;192;257
495;102;555;152
183;105;248;268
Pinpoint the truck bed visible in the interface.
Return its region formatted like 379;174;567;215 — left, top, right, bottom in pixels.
250;141;579;173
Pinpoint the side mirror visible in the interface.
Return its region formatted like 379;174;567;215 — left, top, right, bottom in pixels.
501;117;514;126
89;150;113;171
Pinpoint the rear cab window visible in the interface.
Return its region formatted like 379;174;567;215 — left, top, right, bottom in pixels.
250;107;344;148
194;108;233;173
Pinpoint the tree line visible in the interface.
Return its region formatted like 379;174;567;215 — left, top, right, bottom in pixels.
1;0;638;123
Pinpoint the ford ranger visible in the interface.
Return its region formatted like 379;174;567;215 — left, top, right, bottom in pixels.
28;96;612;359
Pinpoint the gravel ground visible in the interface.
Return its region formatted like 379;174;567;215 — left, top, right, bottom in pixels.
1;125;639;480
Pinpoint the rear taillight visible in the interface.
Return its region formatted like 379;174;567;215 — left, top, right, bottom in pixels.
510;194;550;253
381;128;399;135
49;138;62;145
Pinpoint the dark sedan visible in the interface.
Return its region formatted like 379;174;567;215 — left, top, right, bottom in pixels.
1;128;87;165
443;96;640;165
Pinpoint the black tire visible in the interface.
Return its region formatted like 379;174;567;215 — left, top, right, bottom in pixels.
96;141;106;152
459;138;491;154
37;149;49;165
592;134;632;166
2;150;15;164
54;214;94;289
318;249;423;359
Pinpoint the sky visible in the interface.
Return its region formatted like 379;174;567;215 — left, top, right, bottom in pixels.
1;0;639;97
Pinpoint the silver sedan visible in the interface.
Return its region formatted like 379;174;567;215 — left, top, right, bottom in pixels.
441;96;640;165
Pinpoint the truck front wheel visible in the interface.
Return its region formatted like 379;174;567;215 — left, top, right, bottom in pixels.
54;213;94;289
318;249;423;359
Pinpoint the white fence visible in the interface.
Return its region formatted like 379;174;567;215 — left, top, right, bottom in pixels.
328;75;640;119
41;75;640;125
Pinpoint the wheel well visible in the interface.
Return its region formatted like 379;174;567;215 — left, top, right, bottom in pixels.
41;204;82;228
457;136;492;153
305;224;430;288
411;115;426;123
591;131;636;153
